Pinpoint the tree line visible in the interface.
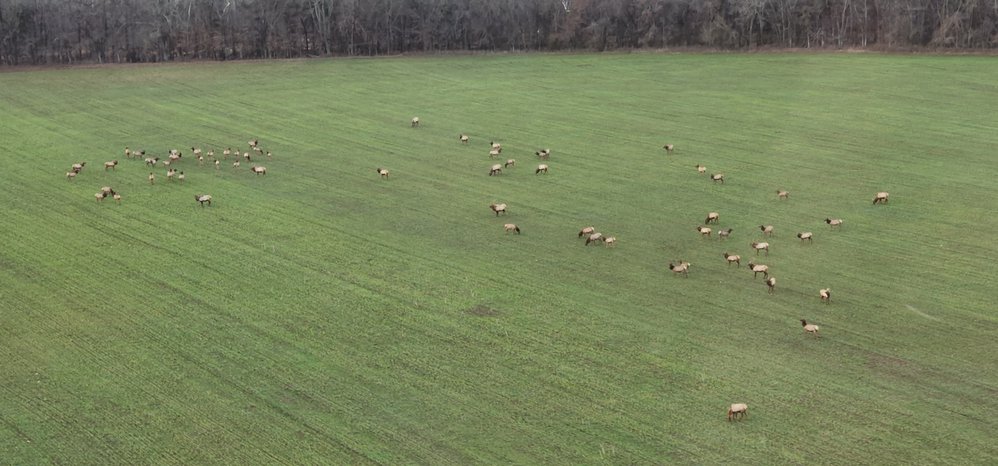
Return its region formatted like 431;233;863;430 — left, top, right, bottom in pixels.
2;0;997;65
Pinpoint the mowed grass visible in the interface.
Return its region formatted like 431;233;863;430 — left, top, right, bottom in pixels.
1;53;997;464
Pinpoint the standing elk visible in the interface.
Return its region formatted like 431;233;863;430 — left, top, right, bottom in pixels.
759;225;774;236
819;288;831;304
411;117;420;128
536;149;551;159
377;168;389;178
104;160;118;171
777;190;789;199
766;276;776;293
459;134;469;144
663;144;674;153
697;226;712;238
825;218;843;229
696;164;706;174
748;262;769;278
750;241;770;255
797;232;813;243
718;228;733;240
251;165;267;175
710;173;724;183
669;261;690;277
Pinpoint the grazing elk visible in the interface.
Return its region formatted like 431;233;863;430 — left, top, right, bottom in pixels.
489;164;503;176
669;261;690;277
603;236;616;247
710;173;724;183
776;190;789;199
194;194;212;207
766;276;776;293
797;232;813;243
251;165;267;175
585;232;604;245
504;159;516;168
873;192;889;205
825;218;843;229
748;262;769;278
411;117;420;128
503;223;521;234
536;149;551;159
489;202;507;216
728;403;748;421
723;252;741;266
697;226;712;238
819;288;831;304
535;164;549;174
800;319;820;337
705;212;719;224
578;226;596;238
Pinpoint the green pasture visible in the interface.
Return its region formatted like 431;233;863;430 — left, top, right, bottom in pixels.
0;52;996;464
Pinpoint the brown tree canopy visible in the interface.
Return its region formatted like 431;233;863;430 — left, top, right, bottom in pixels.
1;0;996;65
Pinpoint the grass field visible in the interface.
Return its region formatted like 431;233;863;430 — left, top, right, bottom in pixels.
1;52;997;464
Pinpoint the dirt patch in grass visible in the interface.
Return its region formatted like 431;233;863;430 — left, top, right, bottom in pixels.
466;305;499;317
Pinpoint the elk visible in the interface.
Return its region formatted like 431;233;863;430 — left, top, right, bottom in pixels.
728;403;748;421
759;225;774;236
825;218;843;229
104;160;118;171
503;223;521;234
504;159;516;168
718;228;733;240
148;172;155;184
535;164;549;174
489;148;501;159
489;202;507;216
697;226;712;238
377;168;389;178
177;172;185;182
251;165;267;175
797;232;813;243
459;134;469;144
411;117;420;127
536;149;551;159
66;171;77;180
668;261;690;277
144;157;159;166
723;252;741;266
603;236;616;247
578;226;596;238
214;160;220;169
663;144;674;153
113;192;122;204
248;139;259;148
491;141;502;151
873;192;889;205
124;147;132;159
800;319;820;337
710;173;724;183
71;162;86;173
195;194;213;207
585;232;604;245
776;190;789;199
766;276;776;293
232;161;241;168
167;168;177;182
489;164;502;176
748;262;769;278
705;212;719;224
223;148;232;159
819;288;831;303
750;241;770;255
696;164;706;174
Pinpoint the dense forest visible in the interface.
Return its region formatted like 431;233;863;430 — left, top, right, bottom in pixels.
2;0;997;65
